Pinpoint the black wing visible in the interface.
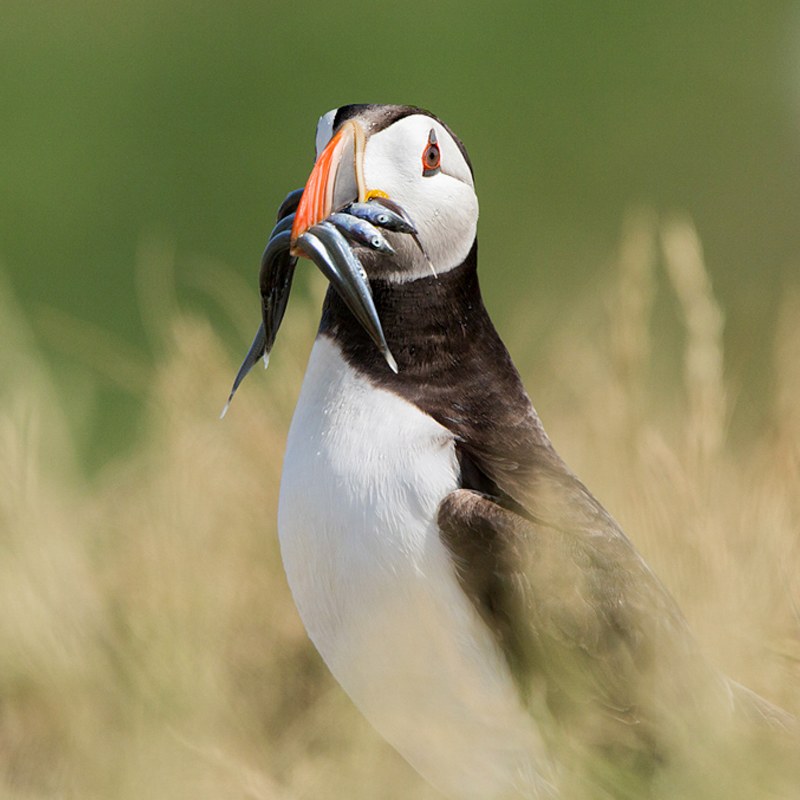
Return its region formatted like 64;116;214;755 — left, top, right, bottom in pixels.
438;450;799;796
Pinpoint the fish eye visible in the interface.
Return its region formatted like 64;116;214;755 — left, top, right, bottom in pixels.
422;129;441;177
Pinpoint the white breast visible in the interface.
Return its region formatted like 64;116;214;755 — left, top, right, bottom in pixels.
278;336;556;800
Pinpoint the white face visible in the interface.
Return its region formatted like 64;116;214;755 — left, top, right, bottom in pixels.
315;110;479;281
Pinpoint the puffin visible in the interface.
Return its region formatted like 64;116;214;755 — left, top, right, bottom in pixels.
225;104;797;799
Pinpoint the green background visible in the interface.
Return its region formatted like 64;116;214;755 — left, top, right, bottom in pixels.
3;1;799;466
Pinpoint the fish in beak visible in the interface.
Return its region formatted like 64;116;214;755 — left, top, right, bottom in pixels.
222;122;422;417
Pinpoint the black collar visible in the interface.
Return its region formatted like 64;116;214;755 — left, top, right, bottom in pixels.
319;239;567;509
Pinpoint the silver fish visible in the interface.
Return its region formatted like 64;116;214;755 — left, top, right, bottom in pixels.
343;201;417;234
297;222;397;373
328;212;395;254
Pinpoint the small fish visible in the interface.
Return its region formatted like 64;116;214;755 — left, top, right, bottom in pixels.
367;196;418;233
221;198;298;418
365;196;437;277
297;223;397;373
328;213;395;254
343;201;417;234
259;232;296;352
275;187;304;221
267;213;295;241
220;323;267;419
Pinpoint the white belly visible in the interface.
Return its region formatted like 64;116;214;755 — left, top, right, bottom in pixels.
278;336;555;799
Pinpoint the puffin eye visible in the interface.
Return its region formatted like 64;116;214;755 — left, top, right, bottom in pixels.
422;129;441;177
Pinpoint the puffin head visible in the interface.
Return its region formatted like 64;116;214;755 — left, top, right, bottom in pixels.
292;104;478;281
221;105;478;416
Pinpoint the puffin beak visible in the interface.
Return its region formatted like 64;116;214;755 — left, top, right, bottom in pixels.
289;121;398;373
291;120;369;248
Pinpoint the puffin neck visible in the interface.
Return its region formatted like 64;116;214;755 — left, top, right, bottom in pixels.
319;239;488;380
317;236;560;509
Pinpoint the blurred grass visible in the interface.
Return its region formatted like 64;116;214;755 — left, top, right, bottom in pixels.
3;2;800;793
1;213;798;798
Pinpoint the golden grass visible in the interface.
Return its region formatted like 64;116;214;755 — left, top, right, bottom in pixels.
1;216;798;798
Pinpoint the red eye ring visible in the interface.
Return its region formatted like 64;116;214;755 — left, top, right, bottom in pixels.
422;129;441;176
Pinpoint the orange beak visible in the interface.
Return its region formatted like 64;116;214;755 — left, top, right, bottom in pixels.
290;120;368;253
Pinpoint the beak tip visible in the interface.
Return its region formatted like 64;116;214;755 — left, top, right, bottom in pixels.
385;350;399;374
